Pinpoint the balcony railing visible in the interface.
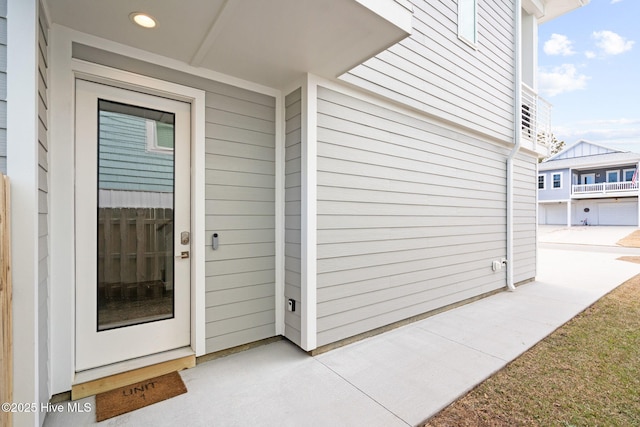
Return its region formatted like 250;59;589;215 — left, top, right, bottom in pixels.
521;83;552;147
572;182;639;195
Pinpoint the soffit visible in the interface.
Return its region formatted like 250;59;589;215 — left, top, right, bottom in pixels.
46;0;412;89
540;152;640;171
537;0;589;24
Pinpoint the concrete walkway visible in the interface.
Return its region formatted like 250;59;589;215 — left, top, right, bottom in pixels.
45;228;640;427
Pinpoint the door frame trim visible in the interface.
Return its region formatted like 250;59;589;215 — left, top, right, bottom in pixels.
51;59;206;387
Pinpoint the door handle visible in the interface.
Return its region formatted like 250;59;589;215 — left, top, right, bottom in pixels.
176;251;189;259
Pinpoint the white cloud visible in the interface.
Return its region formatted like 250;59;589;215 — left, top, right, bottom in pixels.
589;118;640;126
543;34;576;56
611;0;623;4
592;30;634;55
538;64;589;97
584;51;596;59
552;120;640;150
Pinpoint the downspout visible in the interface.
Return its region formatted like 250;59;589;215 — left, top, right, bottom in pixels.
506;0;522;291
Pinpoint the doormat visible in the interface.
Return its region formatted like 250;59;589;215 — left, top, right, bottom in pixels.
95;371;187;422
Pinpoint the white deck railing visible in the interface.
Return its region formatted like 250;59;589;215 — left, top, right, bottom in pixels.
521;83;552;147
572;182;639;194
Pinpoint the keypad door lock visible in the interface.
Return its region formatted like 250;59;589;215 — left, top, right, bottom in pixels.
181;231;190;245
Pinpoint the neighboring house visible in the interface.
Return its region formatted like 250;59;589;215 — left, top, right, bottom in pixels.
4;0;586;425
539;140;640;226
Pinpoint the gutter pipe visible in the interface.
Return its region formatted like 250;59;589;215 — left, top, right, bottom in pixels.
506;0;522;291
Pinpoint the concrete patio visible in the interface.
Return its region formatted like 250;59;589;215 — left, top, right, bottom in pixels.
44;227;640;426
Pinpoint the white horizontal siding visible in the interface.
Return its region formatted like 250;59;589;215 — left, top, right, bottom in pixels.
340;0;515;143
283;88;302;346
315;86;509;347
204;83;277;353
513;153;537;284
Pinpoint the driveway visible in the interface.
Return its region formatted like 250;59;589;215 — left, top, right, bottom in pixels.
538;225;639;247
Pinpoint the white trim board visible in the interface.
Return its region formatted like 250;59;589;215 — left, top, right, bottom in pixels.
7;0;40;424
275;93;286;336
300;75;318;351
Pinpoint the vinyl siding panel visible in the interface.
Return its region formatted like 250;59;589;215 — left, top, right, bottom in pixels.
72;44;278;354
538;169;571;201
284;88;302;346
315;86;508;347
513;153;537;284
98;113;174;192
204;84;276;353
37;5;50;411
340;0;515;143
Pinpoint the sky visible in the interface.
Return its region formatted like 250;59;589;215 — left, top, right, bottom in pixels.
537;0;640;153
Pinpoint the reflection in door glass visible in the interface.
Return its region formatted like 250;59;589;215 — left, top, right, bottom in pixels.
97;99;175;331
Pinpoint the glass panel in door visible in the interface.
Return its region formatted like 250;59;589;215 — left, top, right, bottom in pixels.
97;100;176;331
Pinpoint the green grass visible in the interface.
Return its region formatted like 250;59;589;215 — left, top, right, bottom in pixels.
424;274;640;427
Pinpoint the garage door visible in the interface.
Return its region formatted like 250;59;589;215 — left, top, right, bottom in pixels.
598;201;637;225
540;204;566;225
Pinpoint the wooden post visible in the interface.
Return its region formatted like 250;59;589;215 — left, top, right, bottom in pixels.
103;208;113;288
136;208;146;293
119;208;128;294
0;175;13;427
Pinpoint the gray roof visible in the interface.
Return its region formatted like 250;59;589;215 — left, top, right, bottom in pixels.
539;151;640;171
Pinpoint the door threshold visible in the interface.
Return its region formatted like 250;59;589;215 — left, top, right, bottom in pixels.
72;348;195;400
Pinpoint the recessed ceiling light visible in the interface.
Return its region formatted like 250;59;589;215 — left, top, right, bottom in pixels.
130;12;157;29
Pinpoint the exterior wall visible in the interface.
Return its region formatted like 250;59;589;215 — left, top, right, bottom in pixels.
203;84;277;353
553;141;615;159
538;169;570;200
341;0;515;143
512;153;537;283
72;44;278;354
37;2;49;413
284;88;302;346
315;86;511;346
0;0;5;173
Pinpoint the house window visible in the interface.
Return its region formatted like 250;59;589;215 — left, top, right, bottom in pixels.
623;169;636;182
146;119;174;153
552;173;562;189
458;0;477;46
606;170;619;183
538;175;545;190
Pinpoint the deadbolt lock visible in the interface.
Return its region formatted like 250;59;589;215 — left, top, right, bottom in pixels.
181;231;190;245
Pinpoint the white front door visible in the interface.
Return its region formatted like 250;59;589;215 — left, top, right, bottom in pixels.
75;79;191;371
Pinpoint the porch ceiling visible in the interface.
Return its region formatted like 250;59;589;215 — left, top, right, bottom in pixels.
46;0;413;89
524;0;589;24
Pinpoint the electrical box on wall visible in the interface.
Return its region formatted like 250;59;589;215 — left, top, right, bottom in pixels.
288;299;296;312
